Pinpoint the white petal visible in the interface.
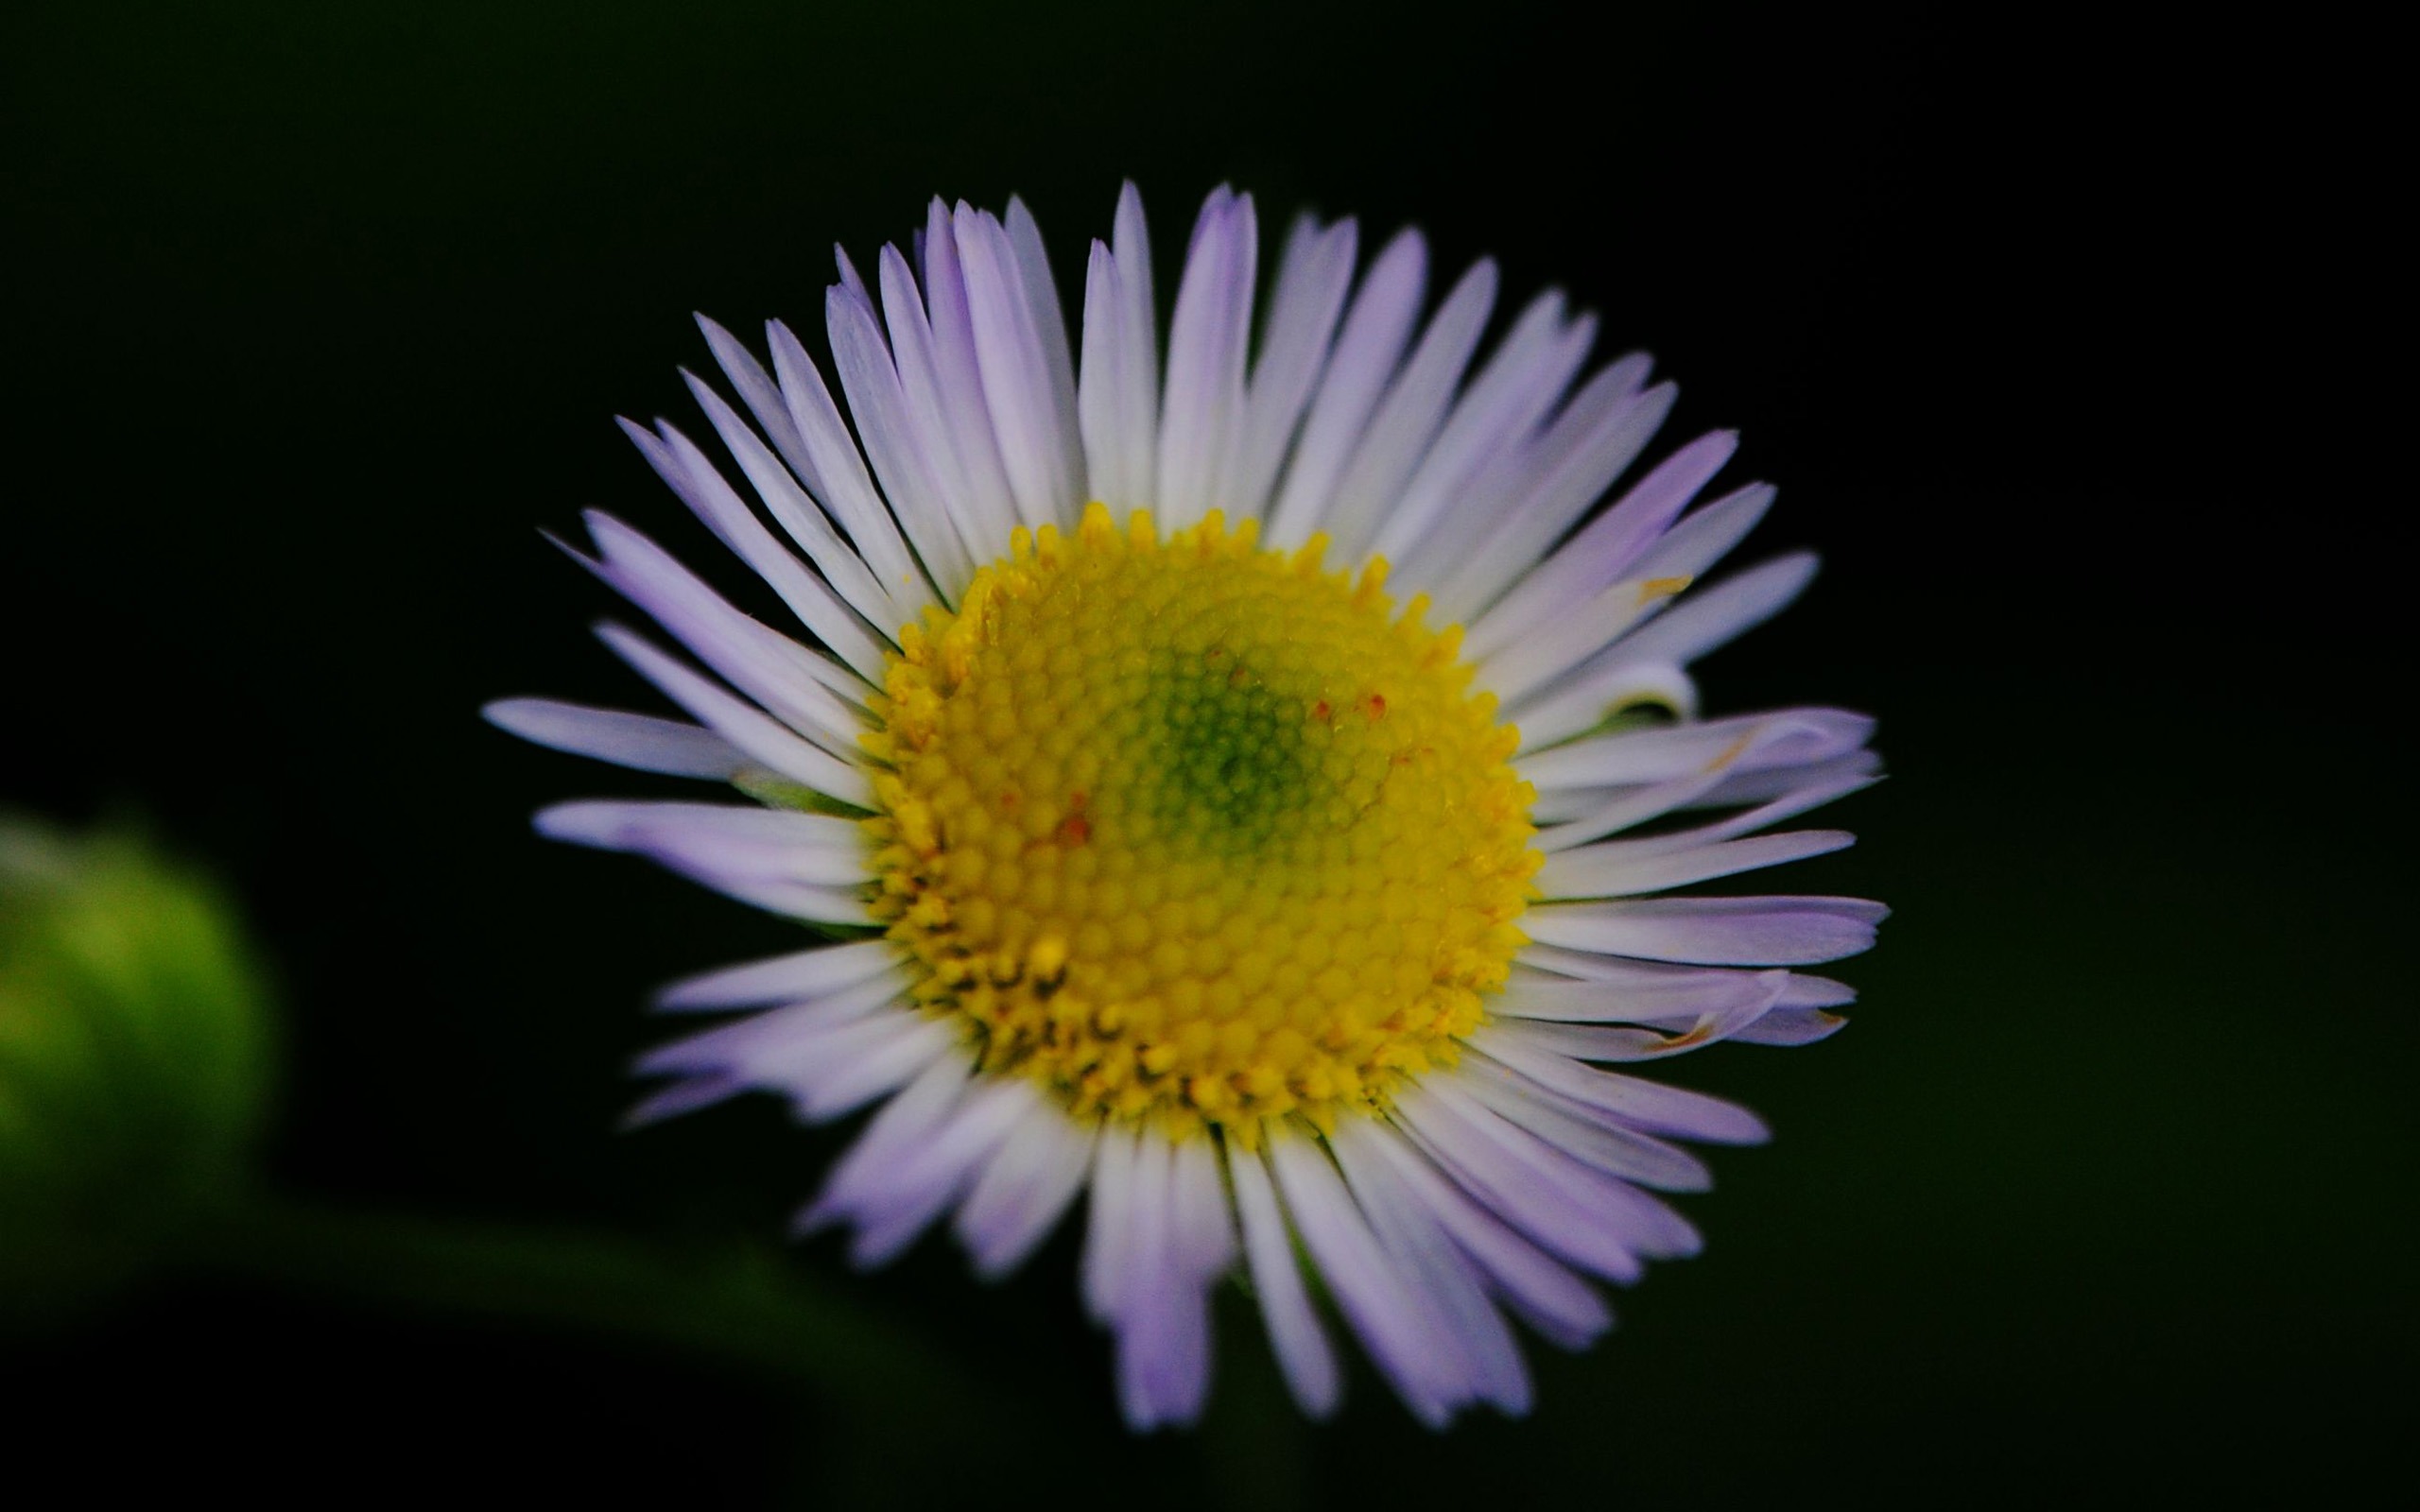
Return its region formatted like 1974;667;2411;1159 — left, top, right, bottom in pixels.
1535;829;1856;899
1103;180;1160;509
1495;970;1790;1062
751;323;926;624
622;421;889;686
1113;1136;1231;1429
620;1073;746;1129
1507;954;1852;1056
1421;1076;1703;1261
1332;1120;1530;1414
1479;570;1695;709
639;974;905;1076
800;1055;971;1233
955;1103;1098;1279
681;369;916;632
1532;744;1774;854
1681;751;1883;815
1369;289;1596;565
1465;1026;1769;1144
1510;661;1703;756
1524;894;1887;967
1318;256;1499;563
1228;1145;1341;1418
1170;1136;1239;1282
1268;1130;1458;1427
788;1014;959;1122
1005;197;1086;504
534;800;868;888
1494;961;1786;1024
1730;1005;1852;1046
846;1073;1033;1267
575;510;866;758
1081;1123;1141;1322
1452;1060;1714;1192
879;243;1014;565
1352;1114;1612;1349
1156;188;1257;529
483;697;744;780
1264;228;1428;551
1517;707;1875;791
1079;239;1138;507
1584;552;1821;674
653;938;900;1011
917;198;1025;548
831;243;873;309
694;315;824;504
1418;363;1671;623
1464;430;1739;662
594;623;873;810
955;204;1082;529
817;294;975;604
1391;1081;1646;1281
1226;215;1358;523
1626;480;1778;586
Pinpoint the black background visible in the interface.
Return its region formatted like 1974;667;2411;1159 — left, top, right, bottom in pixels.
4;3;2405;1505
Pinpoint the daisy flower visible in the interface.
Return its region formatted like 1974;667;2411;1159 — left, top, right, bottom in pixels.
488;183;1883;1429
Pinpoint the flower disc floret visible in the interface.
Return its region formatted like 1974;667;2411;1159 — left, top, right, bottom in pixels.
863;503;1541;1143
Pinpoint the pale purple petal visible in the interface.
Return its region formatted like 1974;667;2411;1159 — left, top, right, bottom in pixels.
800;1056;971;1234
954;1103;1098;1279
694;315;824;502
1229;1145;1341;1418
846;1074;1033;1266
1524;894;1888;967
879;242;1015;561
594;624;873;809
1464;1027;1770;1145
816;294;976;603
1264;227;1428;550
1418;364;1671;622
1319;256;1498;562
534;800;866;889
1005;197;1086;500
575;510;869;759
1156;188;1256;529
681;369;916;630
1269;1130;1457;1427
1510;661;1703;755
1517;707;1875;791
955;204;1082;528
1465;430;1739;662
1535;829;1857;899
1079;239;1138;507
483;697;744;780
1451;1060;1715;1191
1352;1116;1613;1349
1111;180;1160;507
622;421;890;686
1368;289;1596;563
653;938;901;1011
1226;214;1358;523
1582;552;1821;675
1332;1120;1530;1414
1479;571;1694;709
1081;1123;1141;1322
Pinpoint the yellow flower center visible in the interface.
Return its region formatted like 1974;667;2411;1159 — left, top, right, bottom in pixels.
860;503;1539;1145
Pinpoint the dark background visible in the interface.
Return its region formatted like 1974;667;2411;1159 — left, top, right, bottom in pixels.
4;3;2405;1504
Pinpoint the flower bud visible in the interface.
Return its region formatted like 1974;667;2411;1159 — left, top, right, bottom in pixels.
0;816;273;1315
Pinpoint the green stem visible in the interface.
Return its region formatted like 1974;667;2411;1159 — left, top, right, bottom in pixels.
191;1193;1003;1430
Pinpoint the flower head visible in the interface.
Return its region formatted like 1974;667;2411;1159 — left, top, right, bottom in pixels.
490;184;1883;1427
